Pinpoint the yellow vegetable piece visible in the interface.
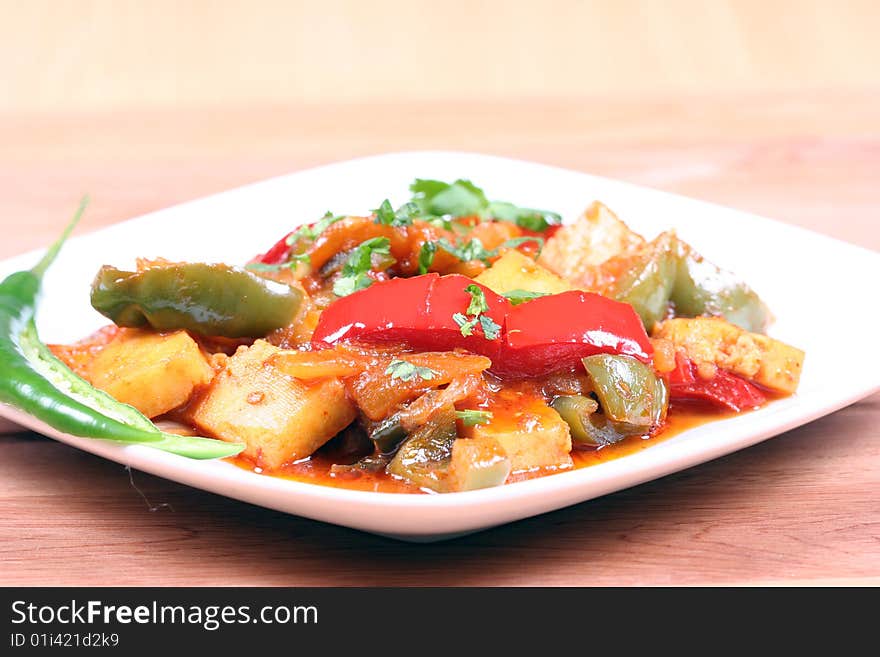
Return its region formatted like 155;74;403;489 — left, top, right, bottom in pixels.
189;340;356;469
448;435;511;492
473;393;573;474
87;329;214;419
653;317;804;394
538;201;645;285
475;249;573;298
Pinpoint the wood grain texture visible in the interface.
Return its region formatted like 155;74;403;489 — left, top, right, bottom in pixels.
2;0;879;111
0;91;878;585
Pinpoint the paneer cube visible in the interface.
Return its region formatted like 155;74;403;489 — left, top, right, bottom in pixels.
538;201;645;285
447;435;512;491
475;249;573;297
472;392;573;473
653;317;805;394
188;340;356;469
86;328;214;419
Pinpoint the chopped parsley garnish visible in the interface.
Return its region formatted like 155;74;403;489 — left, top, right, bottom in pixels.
454;284;501;340
478;315;502;340
487;201;561;232
465;284;489;315
410;178;487;218
498;236;545;256
286;211;345;246
455;409;493;426
385;359;439;382
245;252;311;272
373;200;417;227
501;289;550;305
436;237;493;263
418;241;438;275
407;179;560;231
332;237;393;297
452;312;478;337
418;235;544;269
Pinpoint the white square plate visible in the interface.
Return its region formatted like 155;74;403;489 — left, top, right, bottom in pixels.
2;151;878;541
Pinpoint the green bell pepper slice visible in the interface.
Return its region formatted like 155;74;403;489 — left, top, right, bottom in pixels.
368;414;409;454
608;234;678;331
610;233;769;334
387;405;457;492
670;239;769;333
581;354;668;434
91;262;303;338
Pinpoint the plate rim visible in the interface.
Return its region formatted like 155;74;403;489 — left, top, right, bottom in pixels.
2;149;879;539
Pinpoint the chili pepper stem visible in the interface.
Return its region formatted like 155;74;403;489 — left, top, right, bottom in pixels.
31;195;89;279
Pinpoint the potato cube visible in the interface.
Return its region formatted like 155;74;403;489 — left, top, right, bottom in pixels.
653;317;805;394
473;393;573;473
538;201;645;284
475;249;573;297
87;329;214;419
189;340;356;469
447;436;511;492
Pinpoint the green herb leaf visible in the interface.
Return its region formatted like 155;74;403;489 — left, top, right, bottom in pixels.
247;252;310;273
501;289;550;305
332;272;372;298
407;178;560;233
410;179;488;217
436;237;494;264
409;178;450;201
290;252;312;265
478;315;502;340
333;237;393;297
385;359;440;382
499;236;545;256
488;201;561;232
456;409;493;426
465;284;489;315
425;216;453;230
418;241;438;275
454;284;500;340
286;212;345;246
453;312;478;337
373;199;396;225
373;200;417;227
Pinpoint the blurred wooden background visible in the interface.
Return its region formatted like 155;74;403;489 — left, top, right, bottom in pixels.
1;0;878;111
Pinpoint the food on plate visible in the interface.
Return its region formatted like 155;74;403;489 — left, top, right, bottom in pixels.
5;179;805;493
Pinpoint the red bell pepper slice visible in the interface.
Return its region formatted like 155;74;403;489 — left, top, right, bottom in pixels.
312;274;507;361
497;290;652;377
667;353;766;411
313;274;653;377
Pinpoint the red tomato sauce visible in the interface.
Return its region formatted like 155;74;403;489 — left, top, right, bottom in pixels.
229;403;739;493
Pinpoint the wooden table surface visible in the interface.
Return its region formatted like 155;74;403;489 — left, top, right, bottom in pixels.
1;91;878;586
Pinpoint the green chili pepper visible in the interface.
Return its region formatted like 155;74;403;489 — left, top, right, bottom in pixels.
0;201;243;459
91;263;303;338
581;354;668;434
387;405;457;492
